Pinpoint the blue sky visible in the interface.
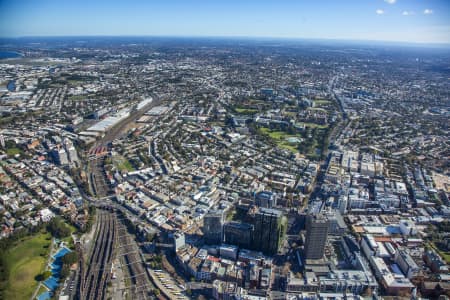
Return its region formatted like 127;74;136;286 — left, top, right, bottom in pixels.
1;0;449;44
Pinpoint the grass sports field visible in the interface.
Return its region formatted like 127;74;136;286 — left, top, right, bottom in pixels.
259;128;301;153
1;232;52;299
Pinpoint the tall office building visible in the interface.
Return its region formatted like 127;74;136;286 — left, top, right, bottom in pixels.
52;147;69;166
304;214;329;260
64;139;79;164
203;210;224;245
223;221;254;249
338;195;348;214
173;232;185;252
253;208;286;255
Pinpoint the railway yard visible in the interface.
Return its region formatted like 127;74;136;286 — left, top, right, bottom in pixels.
88;155;111;198
115;216;154;299
75;96;165;299
80;209;117;300
78;209;154;300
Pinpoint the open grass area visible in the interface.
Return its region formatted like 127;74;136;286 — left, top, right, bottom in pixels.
298;122;328;129
67;79;85;85
441;252;450;264
234;107;259;114
257;125;327;159
68;95;86;101
283;111;297;117
259;128;300;153
6;147;22;156
1;232;52;300
278;142;299;153
113;155;135;172
62;223;78;250
259;127;295;140
245;99;267;105
313;99;331;105
430;242;450;264
119;160;134;172
307;107;327;112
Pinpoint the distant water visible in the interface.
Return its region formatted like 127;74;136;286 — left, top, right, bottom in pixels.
0;51;21;59
7;80;16;92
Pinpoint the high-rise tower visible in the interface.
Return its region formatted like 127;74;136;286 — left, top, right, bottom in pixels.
253;208;286;255
203;210;224;245
304;214;329;260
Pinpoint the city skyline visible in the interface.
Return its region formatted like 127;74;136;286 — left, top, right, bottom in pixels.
1;0;450;44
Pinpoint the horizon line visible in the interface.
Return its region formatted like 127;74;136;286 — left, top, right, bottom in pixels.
1;34;450;48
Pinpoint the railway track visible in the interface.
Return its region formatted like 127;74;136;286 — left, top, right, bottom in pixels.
89;156;111;198
80;209;117;300
116;219;152;299
78;96;163;299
